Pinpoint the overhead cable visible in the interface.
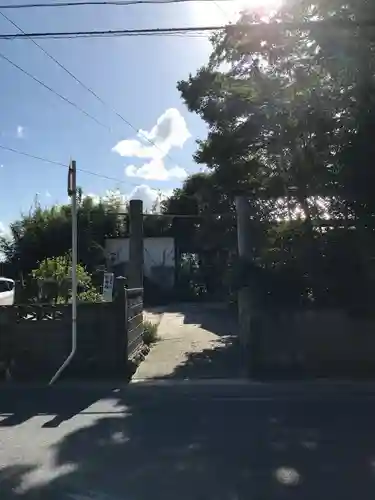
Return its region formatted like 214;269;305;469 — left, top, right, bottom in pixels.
0;13;187;174
0;11;181;167
0;0;238;8
0;144;155;188
0;19;373;40
0;144;68;167
0;25;224;39
0;11;178;162
0;51;111;129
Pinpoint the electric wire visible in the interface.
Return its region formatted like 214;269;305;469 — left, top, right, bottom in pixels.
0;144;158;190
0;0;241;8
0;11;186;168
0;12;185;170
0;51;111;129
0;18;372;40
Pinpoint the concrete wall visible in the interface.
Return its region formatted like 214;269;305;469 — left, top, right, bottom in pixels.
106;237;175;289
0;298;137;382
252;309;375;379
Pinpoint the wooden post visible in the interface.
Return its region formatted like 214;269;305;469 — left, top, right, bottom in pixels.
129;199;144;289
235;196;253;375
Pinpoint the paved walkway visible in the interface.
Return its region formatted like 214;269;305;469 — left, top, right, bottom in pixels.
134;304;242;380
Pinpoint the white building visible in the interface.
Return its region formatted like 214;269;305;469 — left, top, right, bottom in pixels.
105;236;176;289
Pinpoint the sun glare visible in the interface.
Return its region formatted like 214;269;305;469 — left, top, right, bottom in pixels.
190;0;283;26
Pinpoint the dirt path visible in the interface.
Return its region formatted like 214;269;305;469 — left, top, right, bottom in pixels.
134;304;242;380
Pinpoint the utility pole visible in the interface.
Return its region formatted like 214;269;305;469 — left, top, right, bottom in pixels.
235;195;253;374
128;199;143;289
49;159;77;384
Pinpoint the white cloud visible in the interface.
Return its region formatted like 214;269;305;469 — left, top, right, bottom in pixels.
138;108;191;151
128;184;162;212
112;139;155;159
16;125;24;138
125;158;187;181
85;185;171;213
0;164;3;169
45;191;51;198
84;190;127;211
112;108;190;181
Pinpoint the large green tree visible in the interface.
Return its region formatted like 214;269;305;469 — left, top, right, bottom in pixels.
171;0;375;308
178;0;375;221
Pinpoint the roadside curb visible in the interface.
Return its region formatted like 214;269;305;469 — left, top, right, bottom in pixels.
3;378;375;393
130;378;375;390
130;378;251;386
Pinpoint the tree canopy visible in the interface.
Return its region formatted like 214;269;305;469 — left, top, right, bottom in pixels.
162;0;375;309
176;0;375;221
0;190;173;282
0;193;126;280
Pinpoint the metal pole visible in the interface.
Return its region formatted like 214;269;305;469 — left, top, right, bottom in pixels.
49;160;77;385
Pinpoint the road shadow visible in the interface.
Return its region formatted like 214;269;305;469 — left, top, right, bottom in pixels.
0;386;118;428
2;386;375;499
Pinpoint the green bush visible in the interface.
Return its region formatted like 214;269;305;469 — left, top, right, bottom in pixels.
31;253;102;303
143;320;158;345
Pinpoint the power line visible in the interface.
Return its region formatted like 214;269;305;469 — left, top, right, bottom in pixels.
77;166;148;186
210;0;234;36
113;210;234;218
0;51;111;130
141;212;233;218
0;143;158;189
0;25;224;39
0;14;131;131
0;144;68;167
26;31;213;40
0;12;185;168
0;18;373;40
0;0;236;8
213;2;230;20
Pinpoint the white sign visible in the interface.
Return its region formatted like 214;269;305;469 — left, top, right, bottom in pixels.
102;272;114;302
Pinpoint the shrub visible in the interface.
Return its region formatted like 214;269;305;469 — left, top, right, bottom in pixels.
31;253;101;303
143;320;158;345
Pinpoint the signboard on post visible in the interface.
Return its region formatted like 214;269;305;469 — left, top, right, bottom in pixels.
103;272;114;302
67;160;75;196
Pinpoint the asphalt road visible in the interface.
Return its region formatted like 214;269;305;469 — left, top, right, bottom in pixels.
1;383;375;499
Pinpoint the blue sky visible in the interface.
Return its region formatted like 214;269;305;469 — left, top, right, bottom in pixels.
0;0;273;234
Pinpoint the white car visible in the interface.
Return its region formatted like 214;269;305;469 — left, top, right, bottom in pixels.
0;277;15;305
